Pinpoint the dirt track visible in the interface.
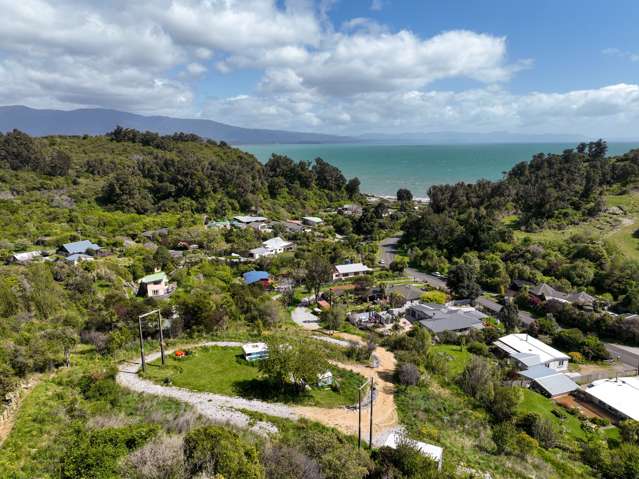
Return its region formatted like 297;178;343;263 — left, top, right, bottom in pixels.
294;332;399;441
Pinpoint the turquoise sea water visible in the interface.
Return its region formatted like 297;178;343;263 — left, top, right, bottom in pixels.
243;143;639;196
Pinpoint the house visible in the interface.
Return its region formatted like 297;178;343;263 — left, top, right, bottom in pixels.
517;365;579;398
243;270;271;286
580;377;639;421
407;303;486;334
302;216;323;226
381;431;443;470
338;204;362;216
11;250;42;263
232;215;270;232
494;333;570;371
242;342;268;361
141;228;169;240
349;310;396;328
530;283;596;310
386;284;423;303
333;263;372;280
280;220;308;234
138;271;176;297
317;371;333;387
65;253;94;264
249;236;294;259
61;240;101;256
207;220;231;230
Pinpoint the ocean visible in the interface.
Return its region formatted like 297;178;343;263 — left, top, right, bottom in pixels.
242;143;639;196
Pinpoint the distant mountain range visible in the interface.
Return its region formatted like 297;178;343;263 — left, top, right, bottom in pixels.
3;105;635;145
0;105;354;145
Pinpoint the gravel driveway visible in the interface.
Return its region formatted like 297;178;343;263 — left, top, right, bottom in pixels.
116;341;298;436
291;306;321;330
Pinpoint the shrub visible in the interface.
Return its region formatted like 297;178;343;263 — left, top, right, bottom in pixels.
261;443;322;479
61;424;159;479
397;363;421;386
183;426;265;479
420;290;447;304
568;351;584;364
467;341;489;356
120;434;185;479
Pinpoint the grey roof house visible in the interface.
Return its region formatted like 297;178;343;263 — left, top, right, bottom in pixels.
61;240;101;256
517;365;579;398
407;303;486;334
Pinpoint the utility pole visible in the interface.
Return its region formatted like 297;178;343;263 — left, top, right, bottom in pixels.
137;309;162;370
369;377;375;449
137;314;146;372
357;378;370;449
158;310;165;366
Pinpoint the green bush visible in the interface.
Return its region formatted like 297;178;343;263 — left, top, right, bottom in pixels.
61;424;159;479
183;426;265;479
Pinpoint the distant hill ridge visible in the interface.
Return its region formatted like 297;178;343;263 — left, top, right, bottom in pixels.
0;105;355;145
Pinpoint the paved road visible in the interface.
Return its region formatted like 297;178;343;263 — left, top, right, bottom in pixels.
604;343;639;368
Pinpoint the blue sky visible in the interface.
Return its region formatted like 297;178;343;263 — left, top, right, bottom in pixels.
1;0;639;137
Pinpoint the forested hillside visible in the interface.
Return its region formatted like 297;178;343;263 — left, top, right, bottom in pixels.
0;128;362;400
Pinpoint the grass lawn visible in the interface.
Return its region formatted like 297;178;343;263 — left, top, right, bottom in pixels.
142;346;364;408
430;344;472;377
517;389;586;441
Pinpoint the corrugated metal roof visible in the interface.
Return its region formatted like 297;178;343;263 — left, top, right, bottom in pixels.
534;374;579;397
518;365;558;380
419;315;483;333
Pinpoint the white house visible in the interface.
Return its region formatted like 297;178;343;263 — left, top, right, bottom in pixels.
302;216;323;226
138;271;176;297
333;263;372;281
249;236;294;259
382;431;443;469
232;215;271;232
242;342;268;361
494;333;570;371
581;376;639;421
12;250;42;263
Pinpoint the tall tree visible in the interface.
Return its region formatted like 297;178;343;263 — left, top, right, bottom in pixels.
446;264;481;300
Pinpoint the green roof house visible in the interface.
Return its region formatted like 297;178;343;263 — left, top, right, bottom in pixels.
138;271;175;297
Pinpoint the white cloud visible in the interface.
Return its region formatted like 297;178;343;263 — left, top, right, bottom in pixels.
370;0;384;11
0;0;637;137
603;47;639;62
203;83;639;136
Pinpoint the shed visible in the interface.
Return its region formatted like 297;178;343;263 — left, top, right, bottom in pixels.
61;240;101;255
242;342;268;361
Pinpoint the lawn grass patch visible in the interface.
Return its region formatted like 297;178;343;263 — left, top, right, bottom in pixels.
430;344;472;377
517;389;586;441
142;345;365;408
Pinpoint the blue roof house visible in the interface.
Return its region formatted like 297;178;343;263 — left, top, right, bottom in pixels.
61;240;101;256
243;271;270;285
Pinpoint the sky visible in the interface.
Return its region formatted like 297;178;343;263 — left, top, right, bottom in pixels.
1;0;639;137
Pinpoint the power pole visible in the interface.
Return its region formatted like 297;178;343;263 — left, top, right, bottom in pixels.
369;377;375;449
158;310;165;366
139;309;163;368
358;387;362;449
357;378;370;450
137;314;146;372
